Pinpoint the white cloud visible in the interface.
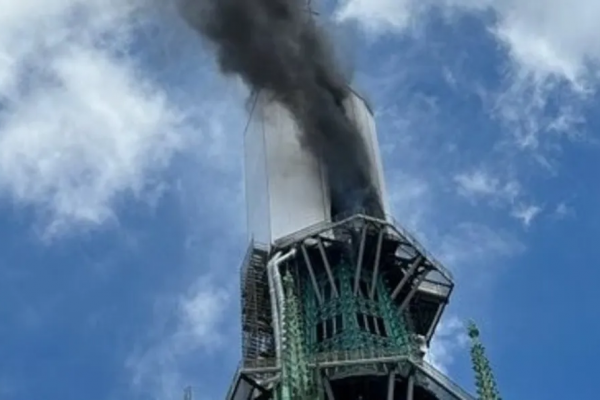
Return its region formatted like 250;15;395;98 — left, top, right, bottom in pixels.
454;169;545;227
333;0;487;37
511;203;542;227
0;0;185;237
335;0;598;164
387;171;431;236
426;316;469;373
176;280;231;348
490;0;600;87
128;279;232;400
553;202;574;220
336;0;600;87
454;169;519;203
334;0;415;35
492;73;587;171
438;222;524;270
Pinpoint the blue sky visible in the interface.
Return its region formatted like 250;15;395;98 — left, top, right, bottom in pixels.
0;0;598;399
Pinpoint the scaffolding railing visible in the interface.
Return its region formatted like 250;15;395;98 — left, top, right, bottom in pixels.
242;358;279;370
240;240;269;277
312;348;409;367
307;349;475;400
273;213;369;248
272;213;453;282
239;239;256;280
240;241;273;364
235;349;475;400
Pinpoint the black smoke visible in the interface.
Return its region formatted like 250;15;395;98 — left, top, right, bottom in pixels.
178;0;384;219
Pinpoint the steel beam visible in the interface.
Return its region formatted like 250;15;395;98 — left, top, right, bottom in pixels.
301;243;323;305
426;303;445;342
387;369;396;400
369;228;385;300
318;238;339;298
241;374;270;395
241;367;281;374
323;375;335;400
406;373;414;400
353;224;368;295
312;355;409;368
390;256;422;301
399;269;430;313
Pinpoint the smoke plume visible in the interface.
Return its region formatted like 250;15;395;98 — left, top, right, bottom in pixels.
178;0;384;219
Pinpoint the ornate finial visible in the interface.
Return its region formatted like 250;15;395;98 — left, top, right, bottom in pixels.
467;320;480;339
468;321;502;400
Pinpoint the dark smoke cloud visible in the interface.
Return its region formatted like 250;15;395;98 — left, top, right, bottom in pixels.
178;0;384;219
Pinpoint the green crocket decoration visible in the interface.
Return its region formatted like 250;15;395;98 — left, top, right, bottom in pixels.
468;321;502;400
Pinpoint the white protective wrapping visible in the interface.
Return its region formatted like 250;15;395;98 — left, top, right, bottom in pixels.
343;90;391;218
244;89;390;244
244;94;330;244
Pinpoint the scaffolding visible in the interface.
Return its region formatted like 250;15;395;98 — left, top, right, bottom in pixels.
228;214;476;399
239;215;453;370
240;240;274;369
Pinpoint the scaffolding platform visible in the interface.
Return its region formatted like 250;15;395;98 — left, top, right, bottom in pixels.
230;215;473;399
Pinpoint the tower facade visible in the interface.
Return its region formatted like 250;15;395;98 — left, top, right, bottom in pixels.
226;90;476;400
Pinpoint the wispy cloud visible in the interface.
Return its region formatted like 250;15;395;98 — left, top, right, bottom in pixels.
387;171;431;235
122;76;249;397
336;0;600;86
492;73;587;170
488;0;600;89
127;277;233;400
333;0;486;37
336;0;597;170
426;316;469;374
0;3;249;397
511;203;542;227
453;169;543;227
334;0;416;36
454;169;519;204
553;201;575;220
0;0;186;239
437;222;525;269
